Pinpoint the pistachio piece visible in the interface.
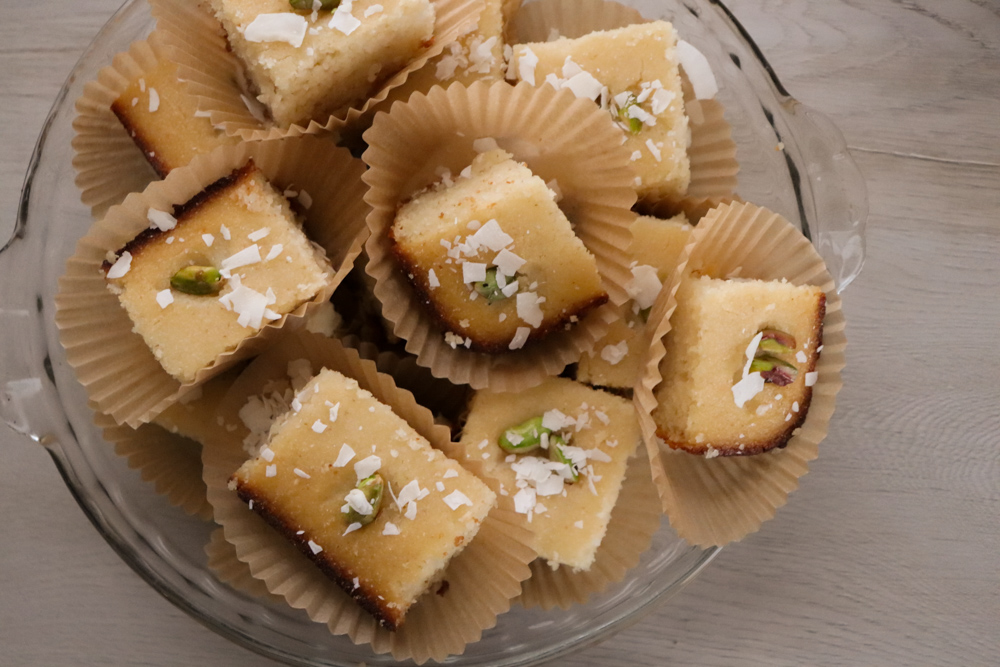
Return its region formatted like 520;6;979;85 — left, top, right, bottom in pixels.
616;94;643;135
474;267;516;304
170;265;225;295
499;416;549;454
345;473;384;526
547;435;579;483
758;329;797;354
289;0;339;10
750;354;798;386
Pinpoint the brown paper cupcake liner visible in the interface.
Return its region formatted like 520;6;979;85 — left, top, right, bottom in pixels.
94;406;212;521
150;0;483;142
56;138;369;428
362;80;637;391
634;201;846;548
510;0;739;210
205;528;282;601
202;332;535;663
71;30;172;220
517;448;661;610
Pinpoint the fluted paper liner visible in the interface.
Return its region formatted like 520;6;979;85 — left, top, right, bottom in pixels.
71;30;176;220
94;407;213;521
362;80;637;391
511;0;739;209
205;528;282;601
202;332;535;663
150;0;483;141
634;202;846;547
517;449;661;610
56;138;369;428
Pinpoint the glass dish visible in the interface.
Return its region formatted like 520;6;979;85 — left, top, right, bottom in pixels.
0;0;866;665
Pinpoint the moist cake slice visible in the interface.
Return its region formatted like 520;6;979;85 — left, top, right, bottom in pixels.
104;161;333;383
111;58;237;177
653;275;825;456
510;21;691;202
390;148;608;352
207;0;435;128
577;213;692;389
457;376;639;571
230;368;496;629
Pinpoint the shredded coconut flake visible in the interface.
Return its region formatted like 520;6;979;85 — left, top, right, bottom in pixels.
443;469;459;479
312;420;327;433
364;3;383;17
147;208;177;231
517;47;539;84
805;371;819;387
600;341;629;365
329;2;361;35
428;269;440;288
516;292;544;328
333;444;355;467
382;522;400;536
148;88;160;113
509;327;531;350
245;13;308;48
155;289;173;309
308;539;323;554
443;490;473;510
354;455;382;480
462;262;487;283
106;251;132;279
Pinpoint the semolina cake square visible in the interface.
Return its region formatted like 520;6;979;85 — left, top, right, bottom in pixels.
230;368;496;630
653;276;825;457
104;161;333;384
111;58;237;177
457;377;639;571
577;214;692;389
208;0;435;128
511;22;691;201
390;148;608;352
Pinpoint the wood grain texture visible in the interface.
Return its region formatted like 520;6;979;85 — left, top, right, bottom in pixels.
1;0;997;665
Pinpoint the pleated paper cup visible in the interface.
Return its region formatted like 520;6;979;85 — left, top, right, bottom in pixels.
202;332;536;663
510;0;739;210
362;80;637;391
94;407;212;521
517;449;661;610
342;336;473;426
150;0;482;141
205;528;282;601
56;138;369;428
634;202;847;548
72;30;170;220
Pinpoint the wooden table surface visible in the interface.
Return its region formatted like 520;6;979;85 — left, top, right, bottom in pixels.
2;0;997;665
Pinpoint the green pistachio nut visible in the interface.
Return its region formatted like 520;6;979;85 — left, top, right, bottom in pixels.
499;416;549;454
757;329;797;354
346;473;384;526
289;0;339;10
547;435;579;483
475;267;516;304
170;265;224;295
750;354;798;386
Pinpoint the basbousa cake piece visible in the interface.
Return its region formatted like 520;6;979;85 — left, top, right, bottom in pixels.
653;275;825;457
230;368;496;630
577;214;692;389
390;148;608;352
511;21;691;202
104;161;333;384
457;376;639;571
111;58;238;177
208;0;435;128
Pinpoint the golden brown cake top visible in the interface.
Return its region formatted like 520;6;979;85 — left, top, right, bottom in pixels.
231;368;496;629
